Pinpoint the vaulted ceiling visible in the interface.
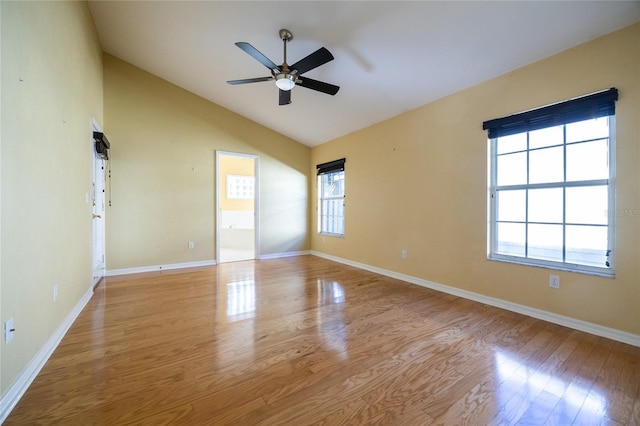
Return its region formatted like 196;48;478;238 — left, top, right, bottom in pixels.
88;1;640;147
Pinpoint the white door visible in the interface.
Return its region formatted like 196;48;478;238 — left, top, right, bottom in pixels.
92;145;106;285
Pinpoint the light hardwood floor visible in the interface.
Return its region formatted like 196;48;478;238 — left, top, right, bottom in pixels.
6;256;640;425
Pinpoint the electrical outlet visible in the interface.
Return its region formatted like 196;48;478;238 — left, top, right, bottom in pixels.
401;249;407;259
5;318;15;344
549;275;560;289
188;241;195;249
53;284;59;301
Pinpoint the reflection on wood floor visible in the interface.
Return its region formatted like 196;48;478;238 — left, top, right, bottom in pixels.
6;256;640;425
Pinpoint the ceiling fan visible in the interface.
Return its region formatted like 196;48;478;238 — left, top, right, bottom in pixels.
227;29;340;106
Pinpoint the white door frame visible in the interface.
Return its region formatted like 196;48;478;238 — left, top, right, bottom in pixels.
91;118;106;286
215;151;260;263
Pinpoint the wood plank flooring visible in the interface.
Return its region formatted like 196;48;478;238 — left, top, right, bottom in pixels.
6;255;640;425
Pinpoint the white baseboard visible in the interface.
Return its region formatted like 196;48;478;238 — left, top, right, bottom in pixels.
106;260;217;276
310;251;640;347
0;286;94;424
258;250;310;260
105;254;313;276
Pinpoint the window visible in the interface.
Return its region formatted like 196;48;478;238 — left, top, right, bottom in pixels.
483;88;618;276
317;158;345;236
227;175;254;199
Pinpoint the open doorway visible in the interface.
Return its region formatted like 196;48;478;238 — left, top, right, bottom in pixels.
216;151;258;263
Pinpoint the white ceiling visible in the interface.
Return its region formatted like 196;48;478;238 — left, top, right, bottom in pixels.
88;1;640;147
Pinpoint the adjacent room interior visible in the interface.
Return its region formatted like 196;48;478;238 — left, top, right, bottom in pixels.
1;1;639;424
217;152;257;263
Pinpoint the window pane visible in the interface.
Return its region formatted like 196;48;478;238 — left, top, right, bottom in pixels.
335;173;345;195
528;188;563;223
497;133;527;155
496;222;525;256
320;199;344;234
529;125;563;149
566;225;608;267
529;146;564;184
566;186;607;225
497;190;526;222
321;180;329;197
321;172;344;197
566;139;608;182
566;117;608;143
528;224;563;262
497;152;526;186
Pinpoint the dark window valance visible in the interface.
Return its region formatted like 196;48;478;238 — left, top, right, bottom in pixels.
93;131;110;160
482;88;618;139
316;158;345;175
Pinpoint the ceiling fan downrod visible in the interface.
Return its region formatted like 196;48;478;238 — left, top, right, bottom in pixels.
279;28;293;67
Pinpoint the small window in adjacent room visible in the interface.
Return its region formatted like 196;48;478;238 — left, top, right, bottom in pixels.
227;175;254;199
317;158;345;236
483;88;618;276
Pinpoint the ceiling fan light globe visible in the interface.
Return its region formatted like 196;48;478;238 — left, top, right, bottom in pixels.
275;74;295;91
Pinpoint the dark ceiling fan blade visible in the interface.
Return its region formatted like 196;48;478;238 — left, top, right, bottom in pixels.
279;89;292;106
290;47;334;75
235;42;280;72
297;77;340;96
227;77;273;85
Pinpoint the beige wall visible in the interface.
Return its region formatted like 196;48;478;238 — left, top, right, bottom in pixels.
1;1;103;395
219;155;255;211
103;55;310;269
311;23;640;336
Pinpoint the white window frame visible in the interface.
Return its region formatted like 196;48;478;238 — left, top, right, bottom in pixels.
488;117;616;277
318;169;345;237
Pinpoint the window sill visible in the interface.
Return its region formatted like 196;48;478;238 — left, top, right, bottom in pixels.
487;255;615;278
319;232;344;238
